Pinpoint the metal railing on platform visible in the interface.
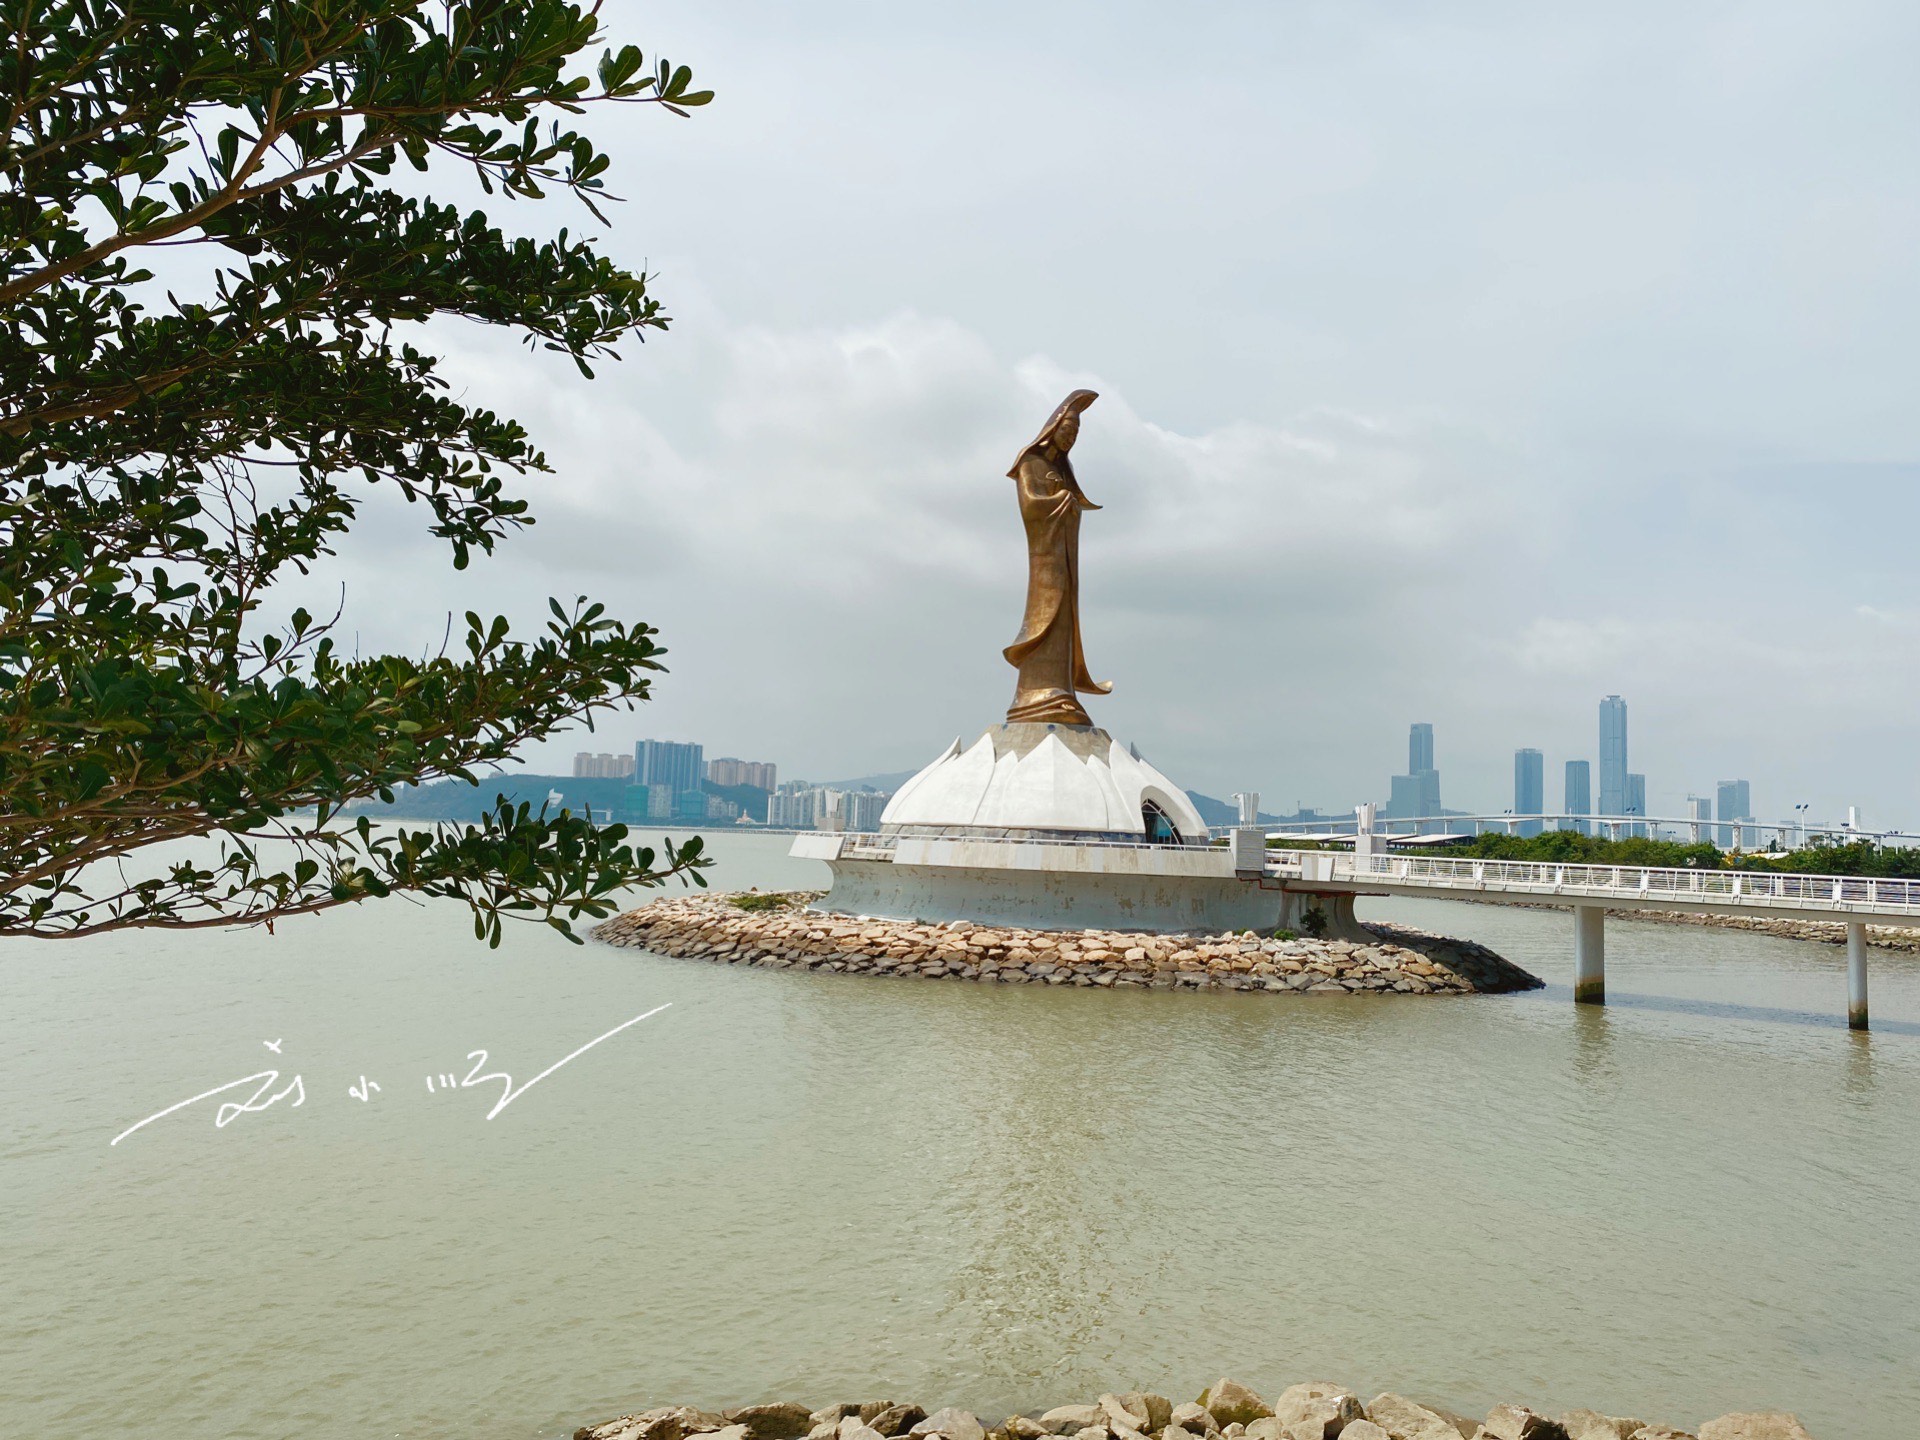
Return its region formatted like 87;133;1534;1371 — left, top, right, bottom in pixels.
802;830;1214;859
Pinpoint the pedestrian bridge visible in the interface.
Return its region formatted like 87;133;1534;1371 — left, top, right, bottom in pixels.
1278;849;1920;926
1267;847;1898;1029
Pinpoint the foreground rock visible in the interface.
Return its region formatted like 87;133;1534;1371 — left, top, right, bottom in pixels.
575;1381;1817;1440
592;893;1542;995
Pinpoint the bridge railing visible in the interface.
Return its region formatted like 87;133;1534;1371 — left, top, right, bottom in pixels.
1342;852;1920;911
1260;813;1920;849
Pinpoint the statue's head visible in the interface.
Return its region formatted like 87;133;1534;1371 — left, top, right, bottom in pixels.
1008;389;1098;476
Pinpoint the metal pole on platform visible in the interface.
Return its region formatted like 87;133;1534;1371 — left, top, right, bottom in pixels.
1574;904;1605;1005
1847;921;1870;1031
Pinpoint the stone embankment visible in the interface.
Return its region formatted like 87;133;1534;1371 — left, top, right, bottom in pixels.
576;1378;1819;1440
592;893;1541;994
1615;909;1920;952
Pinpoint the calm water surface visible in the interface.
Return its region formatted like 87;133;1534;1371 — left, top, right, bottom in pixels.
5;830;1918;1439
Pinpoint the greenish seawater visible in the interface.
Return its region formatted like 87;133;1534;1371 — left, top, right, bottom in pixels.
4;829;1916;1439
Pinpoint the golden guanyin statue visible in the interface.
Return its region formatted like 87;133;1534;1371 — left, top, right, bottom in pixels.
1003;389;1112;726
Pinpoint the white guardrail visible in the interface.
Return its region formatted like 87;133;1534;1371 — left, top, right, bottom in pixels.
1335;851;1920;912
828;832;1203;859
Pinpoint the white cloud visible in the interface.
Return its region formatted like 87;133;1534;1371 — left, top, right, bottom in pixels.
285;306;1523;793
270;0;1920;825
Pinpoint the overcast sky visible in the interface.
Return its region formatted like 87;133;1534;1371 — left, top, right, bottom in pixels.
295;0;1920;825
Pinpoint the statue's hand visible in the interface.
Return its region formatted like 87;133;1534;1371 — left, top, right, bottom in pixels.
1049;492;1077;520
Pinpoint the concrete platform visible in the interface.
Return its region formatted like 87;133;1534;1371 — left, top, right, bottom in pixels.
792;832;1367;937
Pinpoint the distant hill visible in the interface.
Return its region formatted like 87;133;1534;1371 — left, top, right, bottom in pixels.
702;779;772;819
346;774;631;822
344;773;770;824
1185;791;1295;827
811;770;918;793
1186;790;1241;826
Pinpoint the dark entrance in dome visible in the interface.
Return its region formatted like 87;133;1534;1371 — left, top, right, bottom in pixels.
1143;799;1181;844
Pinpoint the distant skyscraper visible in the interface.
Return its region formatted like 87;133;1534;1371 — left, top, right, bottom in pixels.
1688;795;1713;842
1716;778;1752;847
636;739;704;797
1386;722;1441;823
1564;760;1592;834
1626;773;1647;837
1514;749;1544;837
1598;695;1628;817
1416;768;1441;818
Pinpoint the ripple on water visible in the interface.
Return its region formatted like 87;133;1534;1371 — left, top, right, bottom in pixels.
2;831;1917;1439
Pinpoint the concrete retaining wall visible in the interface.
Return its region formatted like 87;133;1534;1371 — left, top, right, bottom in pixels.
815;856;1300;933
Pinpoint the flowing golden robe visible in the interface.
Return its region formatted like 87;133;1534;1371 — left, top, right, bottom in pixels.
1004;447;1111;725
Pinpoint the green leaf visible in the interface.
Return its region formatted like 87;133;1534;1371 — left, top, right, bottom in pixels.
0;0;713;945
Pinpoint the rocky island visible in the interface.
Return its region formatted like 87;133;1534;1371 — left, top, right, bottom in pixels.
593;891;1541;995
575;1378;1818;1440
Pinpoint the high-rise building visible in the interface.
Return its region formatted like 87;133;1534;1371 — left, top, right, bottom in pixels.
1386;723;1442;823
1416;769;1441;818
1687;795;1713;843
766;788;817;828
1564;760;1592;834
1598;695;1628;818
706;757;777;791
636;739;704;797
1513;749;1544;837
841;790;889;833
1626;773;1647;837
572;752;634;779
1716;778;1752;848
765;785;891;832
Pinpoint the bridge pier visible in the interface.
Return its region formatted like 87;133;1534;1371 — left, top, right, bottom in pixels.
1847;921;1870;1031
1573;904;1605;1005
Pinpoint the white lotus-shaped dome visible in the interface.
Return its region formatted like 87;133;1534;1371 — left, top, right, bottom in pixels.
879;724;1207;841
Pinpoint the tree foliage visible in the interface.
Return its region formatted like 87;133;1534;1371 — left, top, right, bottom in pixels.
1;1;715;941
